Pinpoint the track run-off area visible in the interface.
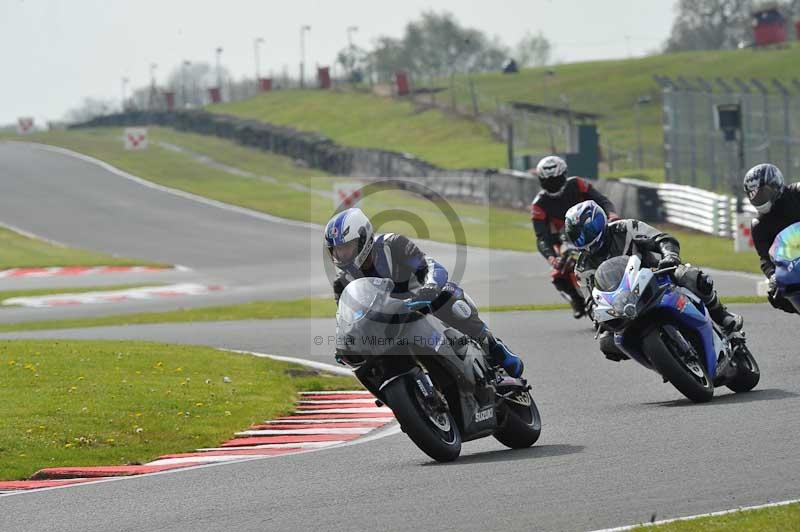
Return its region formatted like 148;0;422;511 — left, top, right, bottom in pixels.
0;141;797;532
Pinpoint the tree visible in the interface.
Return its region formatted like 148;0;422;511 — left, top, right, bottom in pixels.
665;0;753;51
365;11;512;81
515;31;552;67
64;97;116;123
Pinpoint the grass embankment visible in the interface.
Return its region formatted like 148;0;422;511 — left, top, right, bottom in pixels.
213;90;506;169
0;339;355;480
0;225;153;269
442;44;800;175
0;296;767;333
631;502;800;531
9;128;762;272
209;45;800;176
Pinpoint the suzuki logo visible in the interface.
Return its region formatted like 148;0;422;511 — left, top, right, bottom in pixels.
475;407;493;423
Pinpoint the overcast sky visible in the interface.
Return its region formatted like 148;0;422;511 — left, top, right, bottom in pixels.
0;0;675;125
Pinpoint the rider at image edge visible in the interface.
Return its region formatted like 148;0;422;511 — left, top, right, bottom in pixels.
563;200;743;359
744;163;800;314
530;155;620;318
324;207;525;378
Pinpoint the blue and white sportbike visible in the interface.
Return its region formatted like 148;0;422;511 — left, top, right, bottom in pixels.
592;255;760;403
770;221;800;313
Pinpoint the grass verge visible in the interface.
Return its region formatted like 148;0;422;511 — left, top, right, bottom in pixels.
631;501;800;531
7;128;763;273
0;296;767;333
0;225;155;269
0;339;356;480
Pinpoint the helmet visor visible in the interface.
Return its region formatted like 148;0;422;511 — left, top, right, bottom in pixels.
748;184;780;208
573;222;603;250
331;240;359;264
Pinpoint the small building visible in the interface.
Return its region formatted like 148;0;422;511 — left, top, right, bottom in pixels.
752;6;787;47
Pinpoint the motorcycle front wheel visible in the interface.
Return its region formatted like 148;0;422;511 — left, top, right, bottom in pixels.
645;327;714;403
493;390;542;449
383;375;462;462
726;343;760;393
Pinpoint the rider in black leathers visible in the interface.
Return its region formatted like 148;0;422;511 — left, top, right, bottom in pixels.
564;201;743;358
744;163;800;314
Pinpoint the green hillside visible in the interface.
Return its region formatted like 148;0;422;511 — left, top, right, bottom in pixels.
210;44;800;176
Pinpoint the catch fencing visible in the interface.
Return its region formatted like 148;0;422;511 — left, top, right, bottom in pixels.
658;75;800;191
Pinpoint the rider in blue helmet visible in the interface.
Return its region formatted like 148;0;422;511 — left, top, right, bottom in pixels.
564;201;742;358
325;207;525;379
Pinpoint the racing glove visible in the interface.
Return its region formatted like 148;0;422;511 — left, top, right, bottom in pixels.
767;274;798;314
657;253;681;270
405;283;441;310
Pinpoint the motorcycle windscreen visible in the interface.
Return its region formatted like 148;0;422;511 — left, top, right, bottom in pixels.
770;222;800;264
337;277;395;327
336;277;409;354
594;256;630;292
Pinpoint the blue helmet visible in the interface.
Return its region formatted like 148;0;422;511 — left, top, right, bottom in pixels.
564;200;608;253
324;208;374;270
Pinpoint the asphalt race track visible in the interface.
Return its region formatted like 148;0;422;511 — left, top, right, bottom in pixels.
1;141;796;531
2;306;799;531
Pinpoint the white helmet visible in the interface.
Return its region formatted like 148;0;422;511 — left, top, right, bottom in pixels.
535;155;568;195
324;208;374;270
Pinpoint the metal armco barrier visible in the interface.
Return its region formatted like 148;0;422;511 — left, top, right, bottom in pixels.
621;178;756;238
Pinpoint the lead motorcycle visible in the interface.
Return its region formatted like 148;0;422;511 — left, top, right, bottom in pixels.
592;255;760;403
335;277;541;462
770;221;800;312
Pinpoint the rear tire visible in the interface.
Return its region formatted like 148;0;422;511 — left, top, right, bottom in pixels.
493;391;542;449
383;376;461;462
644;328;713;403
727;344;760;393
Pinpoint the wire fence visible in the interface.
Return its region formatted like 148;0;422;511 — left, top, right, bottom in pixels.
659;76;800;191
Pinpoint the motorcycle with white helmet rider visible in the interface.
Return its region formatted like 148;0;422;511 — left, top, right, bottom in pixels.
563;200;743;360
325;207;525;378
744;163;800;314
529;155;620;319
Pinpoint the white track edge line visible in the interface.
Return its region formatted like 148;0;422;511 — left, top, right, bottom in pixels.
589;497;800;532
221;348;354;376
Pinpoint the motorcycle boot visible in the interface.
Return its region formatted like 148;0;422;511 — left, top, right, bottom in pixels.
553;277;586;319
705;292;743;335
481;332;524;378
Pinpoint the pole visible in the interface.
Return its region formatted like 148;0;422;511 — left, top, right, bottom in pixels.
254;37;264;86
215;47;223;91
300;25;311;88
635;101;643;169
149;63;157;110
544;70;556;153
181;61;189;108
121;77;129;110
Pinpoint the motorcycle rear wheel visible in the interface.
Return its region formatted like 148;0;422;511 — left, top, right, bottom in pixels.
493;390;542;449
383;375;462;462
645;328;713;403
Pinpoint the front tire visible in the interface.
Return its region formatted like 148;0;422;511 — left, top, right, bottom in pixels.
493;391;542;449
644;328;713;403
383;375;462;462
727;344;760;393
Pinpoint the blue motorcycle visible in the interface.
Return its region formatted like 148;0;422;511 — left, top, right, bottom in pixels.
592;255;760;403
770;221;800;312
